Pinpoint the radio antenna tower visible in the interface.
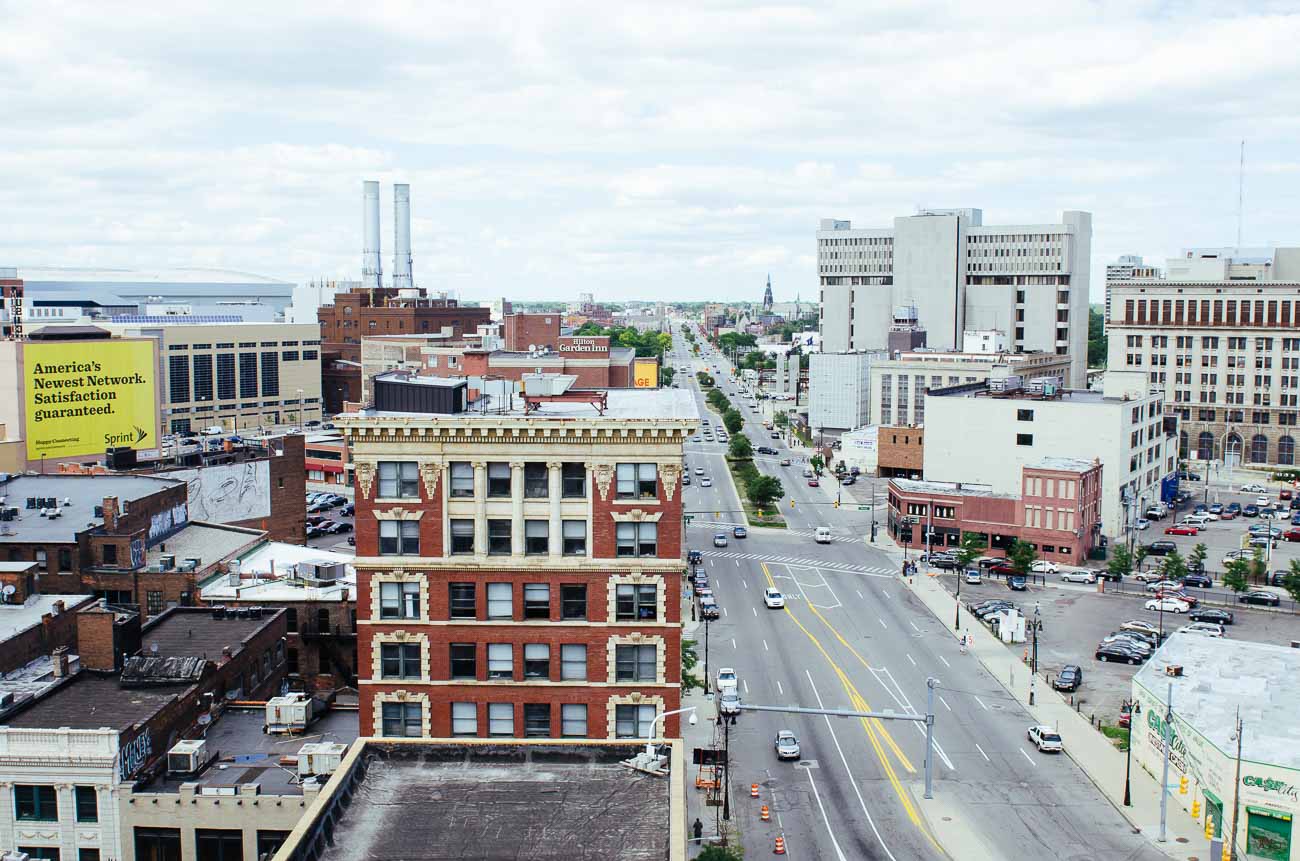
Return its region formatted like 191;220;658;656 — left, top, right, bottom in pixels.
1236;139;1246;252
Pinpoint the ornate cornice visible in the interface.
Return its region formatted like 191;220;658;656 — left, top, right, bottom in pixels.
355;461;375;499
419;462;441;498
609;508;663;523
593;463;615;501
659;463;681;502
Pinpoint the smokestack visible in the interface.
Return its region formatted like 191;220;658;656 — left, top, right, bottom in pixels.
393;183;413;291
362;180;382;290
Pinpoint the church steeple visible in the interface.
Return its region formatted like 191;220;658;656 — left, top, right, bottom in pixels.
763;273;773;312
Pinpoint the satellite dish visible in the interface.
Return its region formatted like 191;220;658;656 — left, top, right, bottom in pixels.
2;584;15;595
528;344;536;353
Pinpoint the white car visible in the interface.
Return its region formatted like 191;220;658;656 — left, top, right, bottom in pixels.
1060;569;1097;584
1030;560;1059;575
1145;579;1183;593
716;668;738;692
1135;518;1151;530
1222;549;1250;567
1145;598;1190;614
1027;725;1063;753
763;588;785;608
694;467;705;475
1242;483;1266;493
1178;622;1225;638
1257;495;1271;506
701;477;713;487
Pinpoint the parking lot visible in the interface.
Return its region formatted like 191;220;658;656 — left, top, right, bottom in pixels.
943;572;1300;725
305;490;355;551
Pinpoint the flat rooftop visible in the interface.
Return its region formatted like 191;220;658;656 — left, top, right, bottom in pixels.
1033;457;1097;473
350;387;700;422
0;653;82;721
0;594;92;643
140;606;282;662
1134;633;1300;770
891;478;1015;499
143;708;359;796
200;542;354;603
144;523;263;570
0;474;183;544
1;671;182;731
289;741;673;861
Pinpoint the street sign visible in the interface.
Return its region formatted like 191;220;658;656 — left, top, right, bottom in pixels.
857;505;872;511
684;515;694;523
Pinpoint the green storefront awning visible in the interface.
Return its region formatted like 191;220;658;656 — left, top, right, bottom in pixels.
1204;788;1223;807
1247;806;1293;822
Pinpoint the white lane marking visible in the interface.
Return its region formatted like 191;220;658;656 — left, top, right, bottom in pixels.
938;655;950;668
909;621;920;633
975;696;989;711
975;743;990;762
723;607;729;618
731;638;737;649
752;607;758;617
763;639;769;651
881;590;891;599
1020;748;1037;767
906;654;916;666
878;618;888;629
802;761;850;861
938;696;951;712
856;589;864;599
776;680;784;696
735;559;740;567
744;679;749;694
805;670;899;861
742;579;748;589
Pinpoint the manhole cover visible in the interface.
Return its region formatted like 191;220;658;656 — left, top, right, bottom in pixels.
796;760;819;769
1175;838;1189;844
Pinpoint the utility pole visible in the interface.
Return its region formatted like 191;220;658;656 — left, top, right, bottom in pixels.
722;713;731;821
1229;712;1244;860
1158;681;1173;842
924;678;937;799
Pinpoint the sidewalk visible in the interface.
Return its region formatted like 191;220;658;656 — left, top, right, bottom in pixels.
899;568;1212;861
678;604;737;856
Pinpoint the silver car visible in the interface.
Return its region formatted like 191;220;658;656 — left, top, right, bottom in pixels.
719;689;741;716
774;730;801;760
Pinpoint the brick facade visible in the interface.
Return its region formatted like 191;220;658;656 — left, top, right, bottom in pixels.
0;595;96;674
878;425;924;478
504;313;562;351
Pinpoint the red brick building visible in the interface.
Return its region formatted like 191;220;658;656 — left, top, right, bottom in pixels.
503;312;561;351
339;380;698;741
886;457;1102;566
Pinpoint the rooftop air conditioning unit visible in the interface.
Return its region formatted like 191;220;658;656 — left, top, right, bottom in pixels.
159;554;176;570
167;739;208;775
297;742;348;778
296;560;345;582
265;693;313;734
178;558;200;572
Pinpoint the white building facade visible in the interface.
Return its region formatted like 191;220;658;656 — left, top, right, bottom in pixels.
817;208;1092;388
809;352;879;435
924;371;1176;540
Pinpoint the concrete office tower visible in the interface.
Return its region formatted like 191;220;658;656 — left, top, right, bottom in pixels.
362;180;383;290
817;209;1092;388
393;183;413;291
809;352;880;437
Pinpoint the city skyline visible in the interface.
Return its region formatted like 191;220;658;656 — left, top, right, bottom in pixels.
3;3;1299;303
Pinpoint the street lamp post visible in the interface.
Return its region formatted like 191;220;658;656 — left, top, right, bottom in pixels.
1229;713;1244;860
644;706;697;758
1122;700;1141;806
1028;603;1043;705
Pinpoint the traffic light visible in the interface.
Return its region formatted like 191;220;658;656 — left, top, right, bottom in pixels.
1179;775;1188;795
789;499;795;508
833;499;840;508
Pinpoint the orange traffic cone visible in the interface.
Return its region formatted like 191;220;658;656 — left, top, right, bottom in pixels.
750;783;759;798
774;836;786;854
760;805;770;822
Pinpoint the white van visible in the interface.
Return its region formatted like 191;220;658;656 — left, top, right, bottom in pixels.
1181;514;1211;527
814;527;832;544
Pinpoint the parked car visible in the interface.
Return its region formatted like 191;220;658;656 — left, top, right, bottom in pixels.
1189;607;1234;625
1007;575;1028;591
719;689;742;716
1209;503;1224;514
326;521;352;534
1182;573;1213;589
774;730;801;760
1250;535;1275;548
1250;525;1284;538
1095;642;1148;665
1027;725;1064;753
1178;622;1225;638
1165;525;1199;536
1238;590;1282;607
1241;483;1266;493
1120;619;1161;637
763;588;785;608
1030;560;1058;574
963;568;983;585
700;598;720;619
1061;569;1097;584
682;474;691;486
1102;632;1154;653
1145;579;1183;593
1051;665;1083;692
1244;505;1261;518
1151;589;1198;607
715;668;738;691
1144;541;1178;555
341;503;355;516
687;550;703;565
1144;597;1190;614
1226;502;1243;514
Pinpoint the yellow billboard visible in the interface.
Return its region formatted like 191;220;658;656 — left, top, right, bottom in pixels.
633;357;659;389
25;340;160;460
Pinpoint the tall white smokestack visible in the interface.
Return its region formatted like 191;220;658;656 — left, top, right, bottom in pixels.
361;180;382;290
392;183;413;290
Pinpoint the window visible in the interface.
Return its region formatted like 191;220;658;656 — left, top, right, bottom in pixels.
562;463;586;498
616;463;658;499
378;462;420;498
615;644;657;681
616;583;658;621
260;351;279;397
238;353;258;398
15;785;57;821
561;704;588;737
196;830;243;861
487;643;513;680
561;644;587;680
449;462;474;497
216;354;235;401
562;520;587;555
381;702;422;737
523;643;550;679
449;643;476;679
19;850;58;861
487;462;512;497
379;520;419;555
524;463;549;498
450;519;475;555
192;355;213;402
80;850;100;861
487;583;513;619
615;704;656;739
488;703;514;737
487;519;512;555
524;704;551;737
448;583;476;618
561;584;587;620
1016;433;1034;446
102;544;117;565
287;647;299;675
616;522;657;557
135;828;181;861
255;833;290;861
1016;409;1034;421
147;591;164;616
57;548;71;572
380;643;421;679
168;355;190;403
379;581;420;619
75;786;98;822
451;702;478;737
525;520;549;555
523;583;550;619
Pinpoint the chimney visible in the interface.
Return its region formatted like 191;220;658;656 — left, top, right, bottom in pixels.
76;605;122;672
101;496;119;531
51;646;70;678
361;180;383;290
392;183;413;290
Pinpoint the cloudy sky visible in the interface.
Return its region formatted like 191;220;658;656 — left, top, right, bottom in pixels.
4;1;1300;305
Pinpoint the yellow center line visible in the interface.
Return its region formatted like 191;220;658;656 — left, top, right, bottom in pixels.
761;564;939;850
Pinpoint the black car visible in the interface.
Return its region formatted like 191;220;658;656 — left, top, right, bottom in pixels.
341;503;355;517
1052;665;1083;692
688;550;703;565
973;601;1016;619
1144;541;1177;556
1182;573;1213;589
841;475;856;485
1189;607;1234;625
326;521;353;534
928;554;961;570
1238;590;1281;607
1244;505;1260;517
1095;642;1146;665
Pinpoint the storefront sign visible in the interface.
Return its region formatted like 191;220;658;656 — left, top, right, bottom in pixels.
559;336;609;355
1245;776;1300;803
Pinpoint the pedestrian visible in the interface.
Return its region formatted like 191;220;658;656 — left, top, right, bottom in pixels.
693;818;703;841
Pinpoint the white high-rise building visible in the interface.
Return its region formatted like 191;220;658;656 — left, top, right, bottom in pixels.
809;352;880;436
1103;255;1161;329
817;208;1092;388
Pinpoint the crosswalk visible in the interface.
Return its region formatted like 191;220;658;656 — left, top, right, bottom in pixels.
700;549;897;577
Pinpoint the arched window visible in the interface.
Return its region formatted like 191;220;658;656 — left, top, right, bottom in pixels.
1197;432;1214;461
1226;432;1243;464
1179;431;1189;459
1250;434;1269;464
1280;436;1295;466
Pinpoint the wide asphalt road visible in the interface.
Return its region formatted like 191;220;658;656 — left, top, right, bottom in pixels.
675;330;1163;860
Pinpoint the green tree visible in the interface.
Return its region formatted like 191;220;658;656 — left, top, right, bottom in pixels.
697;846;743;861
1133;545;1150;576
660;366;676;386
954;534;983;570
728;435;753;459
1282;559;1300;605
1187;542;1208;573
680;638;703;693
1087;305;1108;368
1160;550;1187;583
722;409;744;435
810;454;824;474
1249;547;1268;584
774;411;789;428
1107;545;1133;580
1008;540;1037;576
1222;557;1251;594
747;475;784;511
